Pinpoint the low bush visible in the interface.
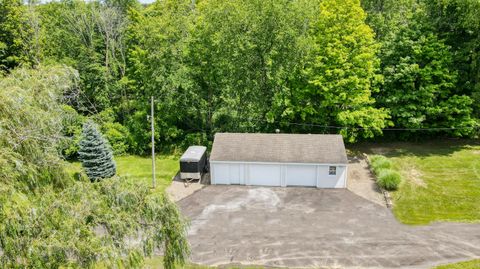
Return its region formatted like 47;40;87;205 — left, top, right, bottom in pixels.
377;169;401;190
369;155;392;175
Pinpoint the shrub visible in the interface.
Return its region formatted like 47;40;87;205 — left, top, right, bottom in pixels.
370;155;392;175
60;105;85;159
102;122;131;155
377;169;401;190
92;108;132;155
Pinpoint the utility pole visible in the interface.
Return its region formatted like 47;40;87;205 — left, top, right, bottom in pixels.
150;96;156;189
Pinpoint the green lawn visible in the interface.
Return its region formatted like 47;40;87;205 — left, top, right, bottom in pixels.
67;155;179;193
434;259;480;269
359;140;480;225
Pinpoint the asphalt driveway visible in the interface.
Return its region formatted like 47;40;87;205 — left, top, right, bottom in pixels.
178;186;480;269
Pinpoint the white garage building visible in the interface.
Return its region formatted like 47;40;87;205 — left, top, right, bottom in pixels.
209;133;348;188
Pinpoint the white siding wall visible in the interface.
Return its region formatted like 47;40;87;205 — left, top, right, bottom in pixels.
316;165;346;188
211;162;347;188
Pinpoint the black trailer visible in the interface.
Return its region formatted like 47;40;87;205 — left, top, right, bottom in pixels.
180;146;207;180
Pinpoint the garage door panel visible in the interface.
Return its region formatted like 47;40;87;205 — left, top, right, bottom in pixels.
286;165;316;186
213;163;230;184
248;164;281;186
229;164;242;184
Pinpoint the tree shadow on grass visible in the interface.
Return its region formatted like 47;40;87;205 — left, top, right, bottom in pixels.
348;139;480;158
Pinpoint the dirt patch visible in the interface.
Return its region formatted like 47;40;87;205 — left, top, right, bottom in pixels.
166;173;209;202
405;167;427;187
370;147;394;155
347;155;386;207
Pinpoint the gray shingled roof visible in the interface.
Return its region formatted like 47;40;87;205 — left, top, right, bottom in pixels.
210;133;348;164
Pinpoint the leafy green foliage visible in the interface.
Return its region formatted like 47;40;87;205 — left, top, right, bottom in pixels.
192;0;311;133
0;65;76;191
275;0;390;142
0;66;189;268
378;20;476;134
3;0;480;148
39;0;130;112
125;0;196;151
23;0;480;154
60;104;85;159
362;0;479;137
376;169;401;190
1;177;189;269
78;120;117;180
0;0;36;71
92;108;132;155
423;0;480;117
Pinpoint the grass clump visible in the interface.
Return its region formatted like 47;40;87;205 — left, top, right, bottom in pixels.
377;169;401;190
369;155;401;191
369;155;392;174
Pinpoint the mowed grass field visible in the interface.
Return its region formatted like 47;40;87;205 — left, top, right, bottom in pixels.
356;140;480;225
67;155;179;193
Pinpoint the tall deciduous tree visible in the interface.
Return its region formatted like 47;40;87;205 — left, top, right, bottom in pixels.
378;23;476;135
362;0;478;136
0;0;35;72
192;0;311;134
275;0;389;142
39;0;130;113
125;0;196;152
423;0;480;116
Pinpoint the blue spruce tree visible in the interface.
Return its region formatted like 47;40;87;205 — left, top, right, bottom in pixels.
78;120;116;181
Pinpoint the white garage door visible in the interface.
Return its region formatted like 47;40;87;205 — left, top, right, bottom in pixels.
248;164;281;186
212;163;243;185
286;165;316;187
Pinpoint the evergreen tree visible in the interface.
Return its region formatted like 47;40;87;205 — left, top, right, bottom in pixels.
78;120;116;181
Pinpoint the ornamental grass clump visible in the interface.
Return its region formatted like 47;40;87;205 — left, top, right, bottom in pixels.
377;169;401;191
369;155;401;190
370;155;392;174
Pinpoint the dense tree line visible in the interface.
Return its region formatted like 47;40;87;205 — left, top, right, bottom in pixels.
1;0;479;155
362;0;478;138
